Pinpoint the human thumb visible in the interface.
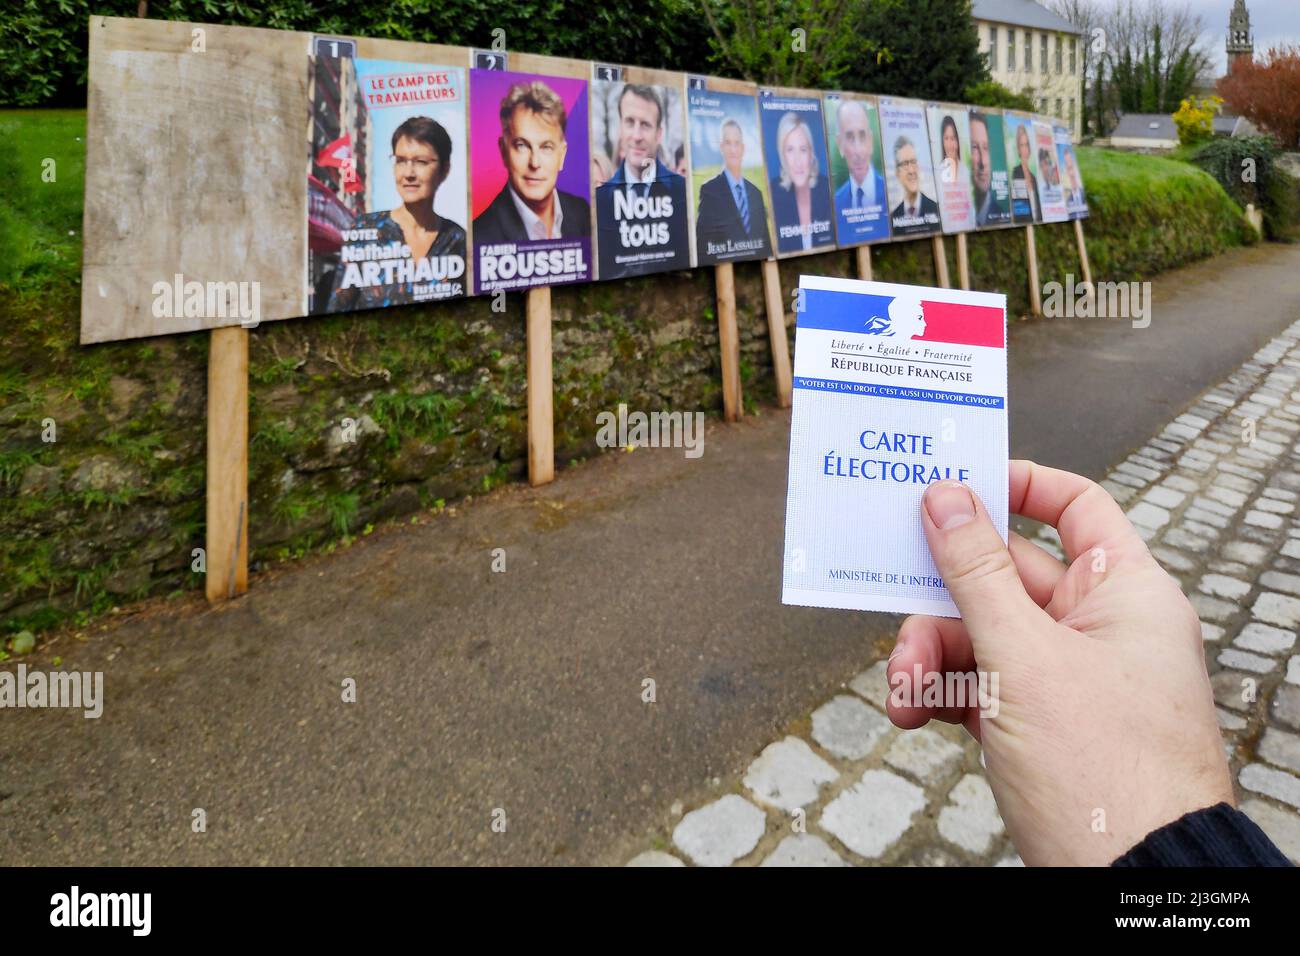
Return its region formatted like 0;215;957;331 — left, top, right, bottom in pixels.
922;480;1048;652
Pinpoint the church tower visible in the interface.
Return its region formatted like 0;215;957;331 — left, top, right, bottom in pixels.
1226;0;1253;71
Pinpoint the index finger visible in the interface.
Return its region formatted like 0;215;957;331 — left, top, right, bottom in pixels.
1010;459;1145;563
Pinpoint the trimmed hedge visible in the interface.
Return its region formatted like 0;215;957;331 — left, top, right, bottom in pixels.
1190;136;1300;243
0;114;1252;646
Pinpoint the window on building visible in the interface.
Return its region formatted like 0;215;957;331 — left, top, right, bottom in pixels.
989;26;998;70
1055;97;1063;118
1041;35;1049;73
1055;36;1063;73
1008;31;1016;71
1025;31;1032;72
1068;98;1075;130
1070;37;1077;74
1039;97;1048;113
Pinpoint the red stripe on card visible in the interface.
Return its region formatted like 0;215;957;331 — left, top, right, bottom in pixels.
917;300;1005;349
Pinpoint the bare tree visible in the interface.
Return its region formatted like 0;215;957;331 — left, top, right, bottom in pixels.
1054;0;1214;136
1112;1;1213;107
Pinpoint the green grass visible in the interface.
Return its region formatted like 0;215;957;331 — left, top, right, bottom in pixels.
0;109;86;294
1077;146;1235;204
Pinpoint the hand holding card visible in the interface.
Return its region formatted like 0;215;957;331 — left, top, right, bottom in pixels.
781;275;1008;617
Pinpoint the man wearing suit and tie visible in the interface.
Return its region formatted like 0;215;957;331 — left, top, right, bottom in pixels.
594;84;690;279
473;80;592;245
831;99;889;244
889;135;941;237
694;117;772;264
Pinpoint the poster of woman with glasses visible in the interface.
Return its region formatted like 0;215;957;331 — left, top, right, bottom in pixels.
307;54;469;313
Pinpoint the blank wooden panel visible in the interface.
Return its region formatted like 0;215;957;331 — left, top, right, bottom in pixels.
81;17;473;343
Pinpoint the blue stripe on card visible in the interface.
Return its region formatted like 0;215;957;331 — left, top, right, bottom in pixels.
793;376;1005;409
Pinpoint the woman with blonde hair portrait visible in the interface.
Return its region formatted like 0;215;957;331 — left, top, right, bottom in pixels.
769;110;833;254
1009;122;1041;223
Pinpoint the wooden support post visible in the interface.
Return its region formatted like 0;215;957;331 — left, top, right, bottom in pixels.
760;258;792;409
956;232;971;290
526;286;554;486
1074;218;1093;299
206;326;249;602
931;235;950;288
1025;224;1042;316
855;245;873;281
715;263;742;422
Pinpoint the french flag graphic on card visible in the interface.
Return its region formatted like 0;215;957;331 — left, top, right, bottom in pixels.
782;275;1008;617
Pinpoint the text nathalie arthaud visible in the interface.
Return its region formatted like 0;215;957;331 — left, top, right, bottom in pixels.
822;428;972;484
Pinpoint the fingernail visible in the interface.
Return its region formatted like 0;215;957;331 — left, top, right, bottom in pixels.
925;481;976;530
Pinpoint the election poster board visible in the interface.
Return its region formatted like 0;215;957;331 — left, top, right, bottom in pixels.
822;92;891;247
1056;124;1089;221
926;103;977;235
589;64;691;280
1033;117;1069;224
686;75;773;266
878;97;942;239
1003;111;1042;224
469;55;592;295
82;17;1089;345
758;86;836;257
307;52;470;313
967;108;1013;229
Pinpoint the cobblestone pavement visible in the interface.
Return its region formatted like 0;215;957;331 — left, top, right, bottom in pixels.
627;320;1300;868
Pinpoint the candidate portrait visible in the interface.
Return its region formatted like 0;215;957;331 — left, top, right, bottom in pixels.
1008;122;1041;223
325;115;467;312
889;134;939;235
831;99;888;244
768;110;833;254
473;80;592;244
968;112;1008;227
694;117;772;264
594;83;689;278
1063;147;1086;214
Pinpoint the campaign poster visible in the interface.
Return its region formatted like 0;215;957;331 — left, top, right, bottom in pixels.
968;109;1013;228
469;67;592;294
1056;125;1089;221
823;92;890;247
878;97;941;239
1033;118;1069;223
589;65;691;280
307;54;469;313
926;104;976;234
686;76;773;265
758;87;836;256
1003;111;1041;224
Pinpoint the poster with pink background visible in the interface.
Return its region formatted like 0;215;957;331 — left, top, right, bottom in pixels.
469;68;592;294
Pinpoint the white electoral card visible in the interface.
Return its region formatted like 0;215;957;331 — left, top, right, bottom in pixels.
782;275;1009;617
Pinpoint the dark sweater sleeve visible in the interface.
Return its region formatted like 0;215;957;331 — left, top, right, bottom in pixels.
1112;802;1294;867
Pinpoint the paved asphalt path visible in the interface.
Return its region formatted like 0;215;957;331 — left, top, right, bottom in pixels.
3;243;1299;866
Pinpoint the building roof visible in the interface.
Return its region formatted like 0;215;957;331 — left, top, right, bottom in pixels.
1111;113;1178;140
972;0;1086;34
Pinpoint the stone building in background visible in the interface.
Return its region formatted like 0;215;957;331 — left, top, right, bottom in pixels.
972;0;1086;140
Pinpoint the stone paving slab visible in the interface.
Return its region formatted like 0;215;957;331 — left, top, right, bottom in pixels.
627;321;1300;866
